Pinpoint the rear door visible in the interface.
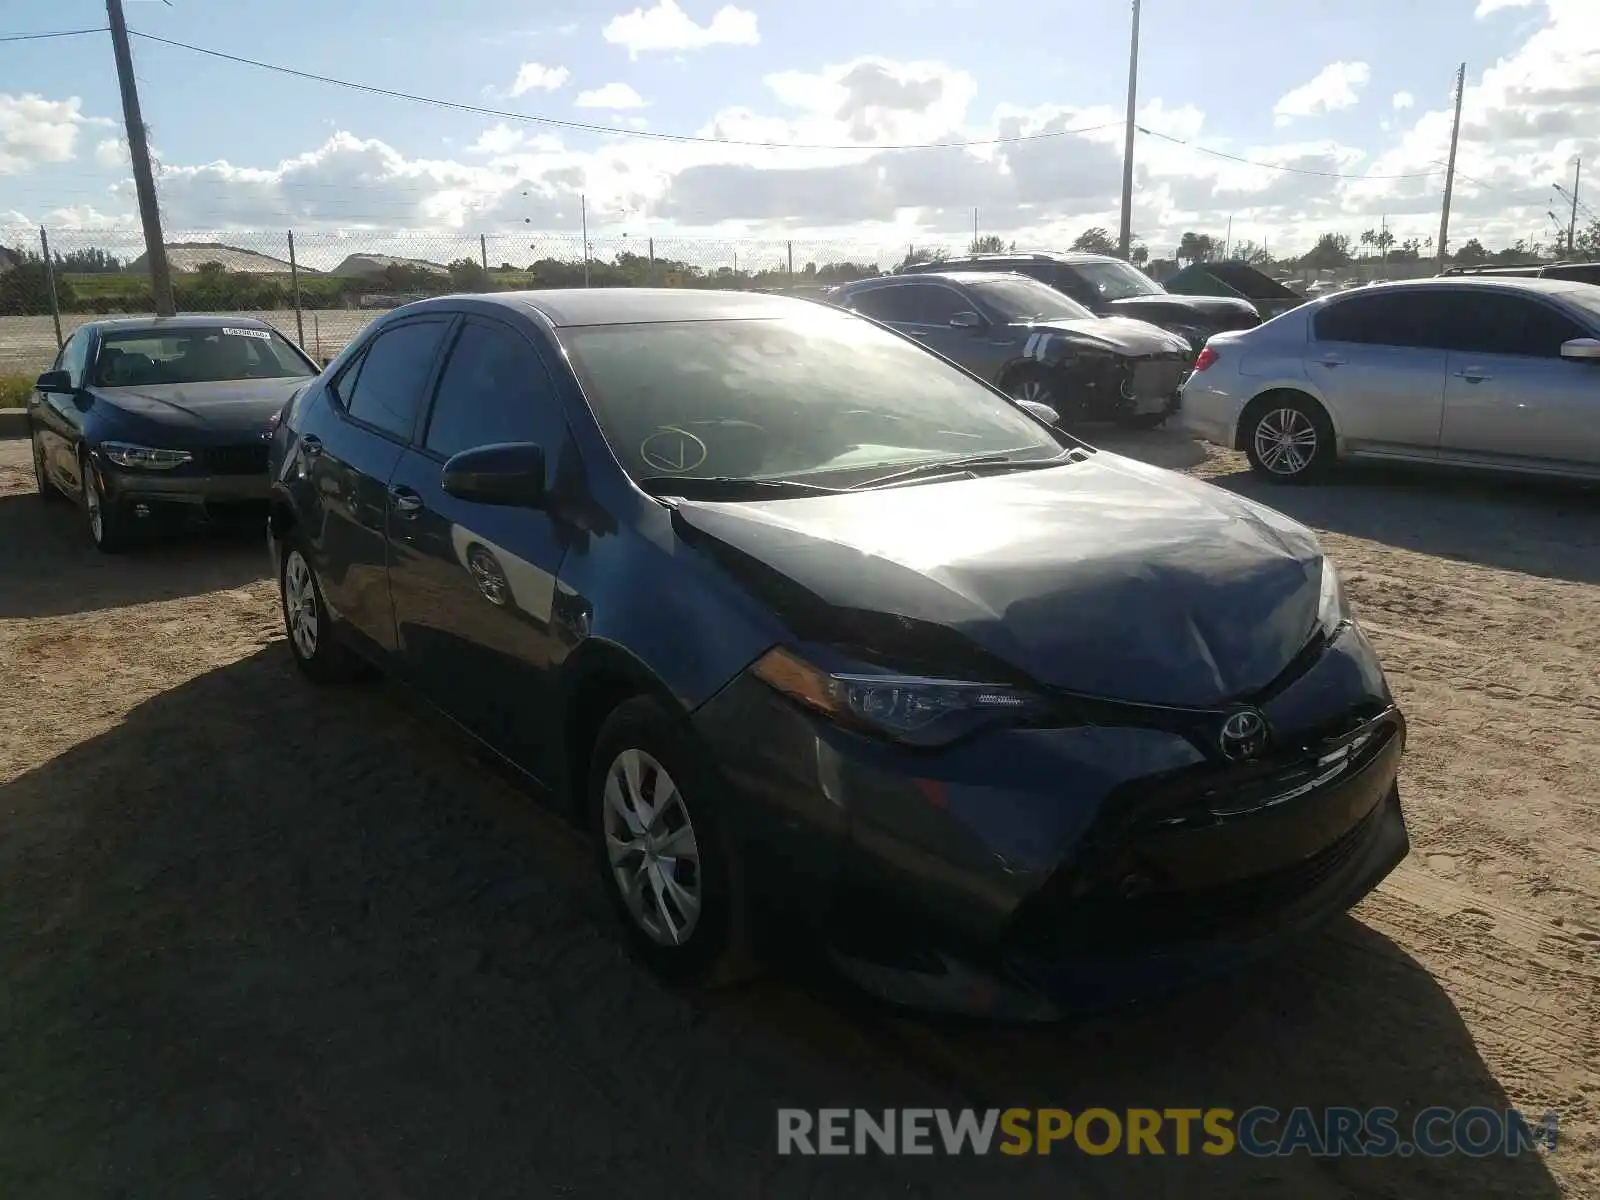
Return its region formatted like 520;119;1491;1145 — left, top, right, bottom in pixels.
1306;290;1449;453
384;315;574;776
299;315;453;657
1436;289;1600;467
847;284;995;377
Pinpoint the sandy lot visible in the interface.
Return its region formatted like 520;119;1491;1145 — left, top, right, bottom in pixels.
0;309;379;376
0;431;1595;1198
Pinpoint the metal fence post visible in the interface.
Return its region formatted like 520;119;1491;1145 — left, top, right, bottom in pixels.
787;241;794;288
287;230;305;347
648;237;655;286
479;233;489;282
39;226;64;350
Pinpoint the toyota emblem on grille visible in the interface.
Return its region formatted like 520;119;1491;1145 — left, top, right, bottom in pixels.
1218;707;1270;761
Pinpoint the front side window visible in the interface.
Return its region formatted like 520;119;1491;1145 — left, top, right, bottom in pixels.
91;325;316;388
1434;291;1587;358
423;320;564;460
59;329;93;387
339;319;450;440
558;311;1065;488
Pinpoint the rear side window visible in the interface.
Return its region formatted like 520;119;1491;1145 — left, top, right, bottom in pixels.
422;319;566;461
1313;291;1445;349
849;285;941;323
1434;291;1587;358
337;319;450;440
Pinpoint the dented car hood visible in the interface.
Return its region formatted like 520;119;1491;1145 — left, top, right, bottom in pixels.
1025;316;1192;358
672;453;1327;708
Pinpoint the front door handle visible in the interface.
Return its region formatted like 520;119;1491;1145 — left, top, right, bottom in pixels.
300;434;323;457
390;486;423;516
1453;368;1491;383
1317;354;1345;368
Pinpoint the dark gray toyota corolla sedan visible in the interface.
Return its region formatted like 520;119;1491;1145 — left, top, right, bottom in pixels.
266;287;1408;1019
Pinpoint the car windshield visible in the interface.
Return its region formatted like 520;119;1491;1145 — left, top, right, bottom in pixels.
968;278;1095;323
1071;260;1166;301
92;325;316;387
1555;286;1600;327
559;312;1068;489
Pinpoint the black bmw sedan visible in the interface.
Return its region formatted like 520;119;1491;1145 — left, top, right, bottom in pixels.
267;288;1408;1019
29;315;320;552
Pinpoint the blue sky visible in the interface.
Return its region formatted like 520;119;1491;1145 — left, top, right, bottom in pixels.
0;0;1591;257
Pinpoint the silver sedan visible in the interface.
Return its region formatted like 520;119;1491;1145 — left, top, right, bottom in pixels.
1176;276;1600;483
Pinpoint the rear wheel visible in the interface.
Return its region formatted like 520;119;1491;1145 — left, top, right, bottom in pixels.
1243;394;1334;482
280;544;366;682
32;431;65;503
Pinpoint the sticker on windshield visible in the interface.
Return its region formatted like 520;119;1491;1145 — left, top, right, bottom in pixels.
222;327;271;340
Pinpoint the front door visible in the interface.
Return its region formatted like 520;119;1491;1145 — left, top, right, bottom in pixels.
385;315;574;778
1436;289;1600;467
300;315;453;656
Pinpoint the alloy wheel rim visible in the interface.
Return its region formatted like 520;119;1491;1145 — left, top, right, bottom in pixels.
1254;408;1319;476
1014;379;1051;405
602;748;703;947
283;550;320;658
82;461;103;541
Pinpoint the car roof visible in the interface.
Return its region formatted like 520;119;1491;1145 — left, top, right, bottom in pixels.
842;271;1020;289
401;287;828;328
88;314;278;333
918;251;1122;267
1334;276;1585;298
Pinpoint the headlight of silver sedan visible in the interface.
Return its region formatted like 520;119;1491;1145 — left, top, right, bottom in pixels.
99;441;194;470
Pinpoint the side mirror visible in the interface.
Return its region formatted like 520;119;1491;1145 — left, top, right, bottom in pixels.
1559;337;1600;361
1016;398;1061;426
35;369;73;393
441;442;546;508
950;311;986;329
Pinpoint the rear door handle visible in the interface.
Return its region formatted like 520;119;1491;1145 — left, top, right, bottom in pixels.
1453;368;1491;383
299;434;323;457
390;485;423;516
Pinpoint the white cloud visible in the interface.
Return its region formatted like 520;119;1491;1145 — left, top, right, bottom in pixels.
1392;91;1415;110
468;124;527;155
1476;0;1537;15
603;0;758;59
94;137;127;167
0;94;92;173
575;83;649;109
509;62;571;96
1273;61;1372;126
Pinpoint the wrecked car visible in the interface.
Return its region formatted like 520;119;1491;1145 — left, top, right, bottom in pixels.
268;287;1409;1019
832;271;1195;428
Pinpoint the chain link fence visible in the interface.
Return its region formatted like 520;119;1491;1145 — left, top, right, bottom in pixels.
0;226;963;381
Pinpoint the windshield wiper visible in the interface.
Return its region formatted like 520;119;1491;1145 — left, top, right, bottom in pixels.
852;450;1084;491
635;475;846;498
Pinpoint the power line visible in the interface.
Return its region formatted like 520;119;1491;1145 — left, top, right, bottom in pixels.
0;26;108;43
126;28;1121;152
1137;125;1438;181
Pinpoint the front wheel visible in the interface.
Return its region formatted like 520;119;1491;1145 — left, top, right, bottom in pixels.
589;697;746;985
80;450;131;552
1006;366;1064;413
1243;395;1334;482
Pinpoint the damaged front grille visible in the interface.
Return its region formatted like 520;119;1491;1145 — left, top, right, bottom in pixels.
1122;357;1191;401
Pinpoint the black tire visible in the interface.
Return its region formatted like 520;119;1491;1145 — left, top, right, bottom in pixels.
79;449;132;553
1005;365;1065;414
279;541;366;683
1242;393;1335;483
587;696;747;985
32;431;66;503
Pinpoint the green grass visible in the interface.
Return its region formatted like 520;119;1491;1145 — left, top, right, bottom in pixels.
1;374;31;409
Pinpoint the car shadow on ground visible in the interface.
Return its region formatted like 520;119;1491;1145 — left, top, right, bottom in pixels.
1206;461;1600;586
0;647;1563;1198
1075;425;1211;471
0;492;269;618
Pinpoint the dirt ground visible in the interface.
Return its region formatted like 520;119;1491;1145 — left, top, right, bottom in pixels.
0;431;1595;1199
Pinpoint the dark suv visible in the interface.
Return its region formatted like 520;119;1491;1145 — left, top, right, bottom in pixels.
900;252;1262;347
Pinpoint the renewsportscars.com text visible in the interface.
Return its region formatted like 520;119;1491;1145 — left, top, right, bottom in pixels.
777;1106;1560;1158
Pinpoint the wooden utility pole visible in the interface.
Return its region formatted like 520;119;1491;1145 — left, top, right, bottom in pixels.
107;0;174;315
1567;156;1582;256
1117;0;1142;261
1435;62;1466;275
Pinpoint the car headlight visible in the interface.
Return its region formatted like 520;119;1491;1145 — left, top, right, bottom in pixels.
1317;558;1352;637
750;646;1049;746
99;441;194;470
